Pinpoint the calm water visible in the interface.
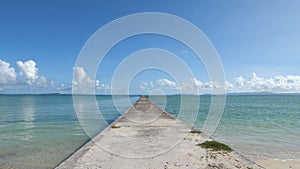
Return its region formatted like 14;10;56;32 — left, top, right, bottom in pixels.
0;95;139;169
153;95;300;161
0;94;299;168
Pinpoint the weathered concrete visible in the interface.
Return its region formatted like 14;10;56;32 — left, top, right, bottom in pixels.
56;97;264;169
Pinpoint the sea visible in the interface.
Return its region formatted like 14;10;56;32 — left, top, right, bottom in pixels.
0;94;299;168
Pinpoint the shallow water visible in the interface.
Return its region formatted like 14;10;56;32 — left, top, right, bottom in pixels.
0;95;139;169
0;94;299;168
152;95;300;161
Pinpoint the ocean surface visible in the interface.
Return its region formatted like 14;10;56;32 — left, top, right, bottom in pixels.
0;94;299;168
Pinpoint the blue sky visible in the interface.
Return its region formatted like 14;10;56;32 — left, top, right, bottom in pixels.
1;0;300;94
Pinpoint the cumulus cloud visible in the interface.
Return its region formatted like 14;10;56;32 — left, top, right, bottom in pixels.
138;78;232;94
2;58;300;95
234;73;300;93
16;60;39;85
50;80;56;87
156;79;177;87
140;73;300;94
73;66;93;86
178;78;230;94
73;66;109;93
142;82;154;88
37;76;47;87
182;74;300;94
235;76;245;87
0;59;50;93
138;82;155;93
0;59;16;84
73;66;94;93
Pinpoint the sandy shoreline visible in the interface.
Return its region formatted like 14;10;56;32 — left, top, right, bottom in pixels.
257;159;300;169
56;97;264;169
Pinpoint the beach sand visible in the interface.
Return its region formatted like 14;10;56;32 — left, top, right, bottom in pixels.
257;159;300;169
56;97;264;169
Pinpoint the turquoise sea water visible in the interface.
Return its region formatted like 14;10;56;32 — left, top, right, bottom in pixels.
154;95;300;161
0;94;299;168
0;95;139;169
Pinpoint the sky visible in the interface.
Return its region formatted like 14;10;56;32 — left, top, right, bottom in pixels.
0;0;300;94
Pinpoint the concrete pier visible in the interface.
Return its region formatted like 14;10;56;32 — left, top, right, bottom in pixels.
56;97;263;169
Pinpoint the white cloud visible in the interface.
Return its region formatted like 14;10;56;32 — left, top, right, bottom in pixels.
156;79;177;87
73;66;93;85
139;85;145;90
16;60;39;85
233;73;300;93
138;82;155;94
0;59;17;84
191;74;300;94
179;78;202;94
178;78;231;94
140;82;154;90
0;59;51;93
225;81;234;89
73;66;109;93
2;58;300;94
73;66;94;92
141;73;300;94
141;82;154;88
191;78;204;88
37;76;47;87
50;80;55;87
235;76;245;87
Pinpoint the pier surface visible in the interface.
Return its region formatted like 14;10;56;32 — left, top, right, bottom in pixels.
56;97;263;169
